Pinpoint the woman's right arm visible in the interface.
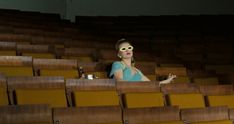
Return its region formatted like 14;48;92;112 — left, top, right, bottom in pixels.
113;69;124;81
110;62;124;81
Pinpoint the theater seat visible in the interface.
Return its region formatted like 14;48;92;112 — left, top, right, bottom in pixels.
193;77;219;85
7;76;67;108
0;75;8;105
40;69;78;79
60;47;96;62
168;93;205;109
199;85;234;108
23;53;55;59
53;106;122;124
191;120;232;124
66;79;119;107
62;56;94;62
117;81;163;108
16;89;67;108
0;51;16;56
0;56;33;76
155;67;187;81
161;83;204;108
123;106;183;124
124;92;164;108
78;62;108;79
17;44;55;59
145;74;156;80
207;95;234;108
74;90;119;107
0;41;16;56
181;106;231;124
0;104;53;124
33;58;78;79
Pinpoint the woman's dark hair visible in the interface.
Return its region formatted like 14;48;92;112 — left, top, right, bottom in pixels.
115;38;135;66
115;38;133;50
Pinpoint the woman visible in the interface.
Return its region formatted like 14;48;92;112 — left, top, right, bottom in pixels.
109;38;176;85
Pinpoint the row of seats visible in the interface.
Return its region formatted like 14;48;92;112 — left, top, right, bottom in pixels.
1;104;234;124
1;41;233;72
1;77;234;109
1;78;234;124
0;55;108;78
1;55;232;85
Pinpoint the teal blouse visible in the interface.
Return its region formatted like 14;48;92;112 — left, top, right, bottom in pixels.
109;61;143;81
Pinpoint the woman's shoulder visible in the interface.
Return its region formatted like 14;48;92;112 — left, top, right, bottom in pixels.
112;61;123;66
112;61;122;65
112;61;125;69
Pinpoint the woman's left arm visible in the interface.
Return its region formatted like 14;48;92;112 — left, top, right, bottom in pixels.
159;74;176;86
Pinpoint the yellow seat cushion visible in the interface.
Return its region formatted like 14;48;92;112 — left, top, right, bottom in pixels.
208;95;234;108
124;92;164;108
22;53;55;59
62;56;93;62
16;89;67;108
0;66;33;76
146;75;156;80
74;90;119;107
168;93;205;109
0;51;16;56
93;72;107;78
192;120;233;124
55;44;64;48
193;78;219;85
40;69;78;79
173;76;190;83
0;87;8;105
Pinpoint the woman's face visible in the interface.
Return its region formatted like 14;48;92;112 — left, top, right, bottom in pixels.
118;42;134;59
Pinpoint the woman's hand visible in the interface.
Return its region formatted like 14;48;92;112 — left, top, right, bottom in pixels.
168;73;177;82
159;73;177;86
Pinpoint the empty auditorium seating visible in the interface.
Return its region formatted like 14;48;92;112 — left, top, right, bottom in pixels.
193;77;219;85
134;52;155;62
17;44;55;59
161;83;205;109
155;67;187;78
0;41;16;56
53;106;122;124
181;106;232;124
155;66;189;83
229;108;234;121
123;106;183;124
0;56;33;76
78;62;107;78
59;47;96;62
199;84;234;108
0;104;53;124
7;76;67;108
173;76;191;83
33;58;79;78
66;79;119;107
97;49;119;62
0;34;31;44
205;64;234;75
0;9;234;124
117;81;163;108
135;61;156;80
0;74;8;105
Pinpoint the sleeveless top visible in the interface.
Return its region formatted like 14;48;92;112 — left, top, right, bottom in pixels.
109;61;143;81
